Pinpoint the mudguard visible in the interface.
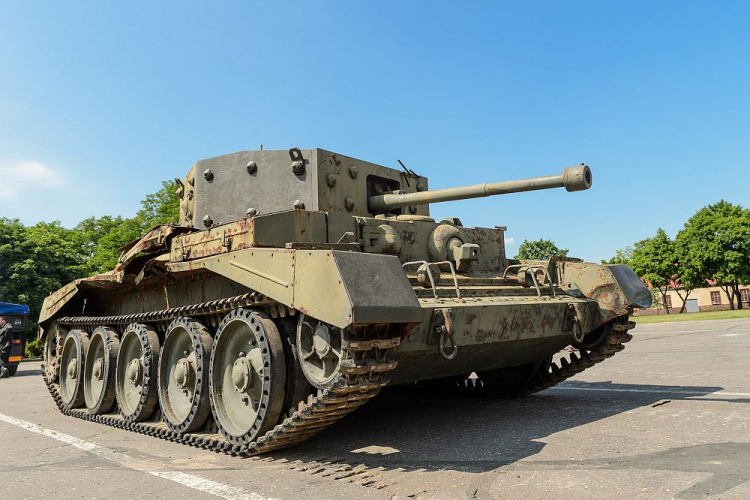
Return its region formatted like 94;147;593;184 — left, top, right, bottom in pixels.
561;262;651;327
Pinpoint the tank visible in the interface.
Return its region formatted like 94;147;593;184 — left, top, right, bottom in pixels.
38;147;651;456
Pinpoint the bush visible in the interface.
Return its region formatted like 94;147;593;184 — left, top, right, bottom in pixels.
25;339;44;358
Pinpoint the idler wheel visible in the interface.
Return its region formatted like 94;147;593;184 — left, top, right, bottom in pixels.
59;329;90;409
84;326;120;414
158;317;213;433
296;314;343;390
209;309;286;446
115;323;160;423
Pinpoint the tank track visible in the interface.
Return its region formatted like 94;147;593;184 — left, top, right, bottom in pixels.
463;317;636;397
42;296;400;457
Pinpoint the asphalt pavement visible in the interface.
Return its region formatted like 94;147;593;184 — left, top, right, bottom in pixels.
1;318;748;499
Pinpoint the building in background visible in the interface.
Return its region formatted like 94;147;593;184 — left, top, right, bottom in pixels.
635;282;750;316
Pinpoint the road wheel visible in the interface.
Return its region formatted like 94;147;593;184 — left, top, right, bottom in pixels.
158;317;213;433
84;326;120;414
60;329;90;409
296;314;344;390
115;323;160;422
209;309;286;446
44;324;66;383
8;365;18;377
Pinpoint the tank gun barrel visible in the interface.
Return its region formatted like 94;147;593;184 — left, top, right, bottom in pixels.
368;164;592;214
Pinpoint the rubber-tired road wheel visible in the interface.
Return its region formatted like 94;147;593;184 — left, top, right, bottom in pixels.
209;309;286;446
84;326;120;414
158;317;213;433
60;329;90;409
115;323;160;423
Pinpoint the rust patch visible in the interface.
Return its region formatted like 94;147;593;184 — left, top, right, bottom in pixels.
400;228;417;246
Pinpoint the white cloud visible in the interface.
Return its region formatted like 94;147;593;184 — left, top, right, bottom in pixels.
0;161;68;201
505;236;516;245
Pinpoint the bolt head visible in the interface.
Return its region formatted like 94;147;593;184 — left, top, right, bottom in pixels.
202;215;213;227
417;182;426;192
293;200;305;210
291;160;305;175
203;169;214;181
93;358;104;381
246;208;258;217
174;358;191;390
246;161;258;174
348;165;358;178
326;174;337;187
344;197;355;211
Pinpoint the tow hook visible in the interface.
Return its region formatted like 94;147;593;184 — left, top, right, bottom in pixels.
435;308;457;360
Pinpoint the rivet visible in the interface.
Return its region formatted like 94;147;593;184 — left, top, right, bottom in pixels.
203;169;214;181
246;161;257;174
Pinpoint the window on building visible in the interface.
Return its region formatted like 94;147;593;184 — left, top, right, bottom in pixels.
741;289;750;304
711;291;722;305
664;295;672;308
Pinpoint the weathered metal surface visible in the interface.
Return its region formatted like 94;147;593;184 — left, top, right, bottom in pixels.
560;261;649;327
183;148;430;228
38;272;123;330
607;264;653;309
117;225;179;271
168;249;421;329
368;164;592;213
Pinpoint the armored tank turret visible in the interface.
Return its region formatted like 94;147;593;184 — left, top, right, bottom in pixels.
39;147;651;456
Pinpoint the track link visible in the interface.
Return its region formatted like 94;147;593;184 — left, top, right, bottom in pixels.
463;317;636;397
43;297;400;457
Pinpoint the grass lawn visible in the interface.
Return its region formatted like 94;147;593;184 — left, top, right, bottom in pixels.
633;308;750;324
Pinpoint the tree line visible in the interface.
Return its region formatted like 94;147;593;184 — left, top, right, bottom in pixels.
603;200;750;313
0;181;179;338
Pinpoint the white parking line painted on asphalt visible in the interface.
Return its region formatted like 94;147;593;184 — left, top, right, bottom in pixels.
549;386;750;397
0;412;272;500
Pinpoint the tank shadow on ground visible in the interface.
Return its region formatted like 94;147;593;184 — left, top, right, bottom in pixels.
266;381;743;477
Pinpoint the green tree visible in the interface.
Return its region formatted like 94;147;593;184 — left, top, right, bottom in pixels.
137;180;180;229
602;246;633;265
0;180;181;337
0;218;87;337
514;239;569;260
629;228;695;313
77;181;180;275
676;201;750;309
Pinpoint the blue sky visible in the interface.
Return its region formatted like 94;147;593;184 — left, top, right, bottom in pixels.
1;1;748;262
